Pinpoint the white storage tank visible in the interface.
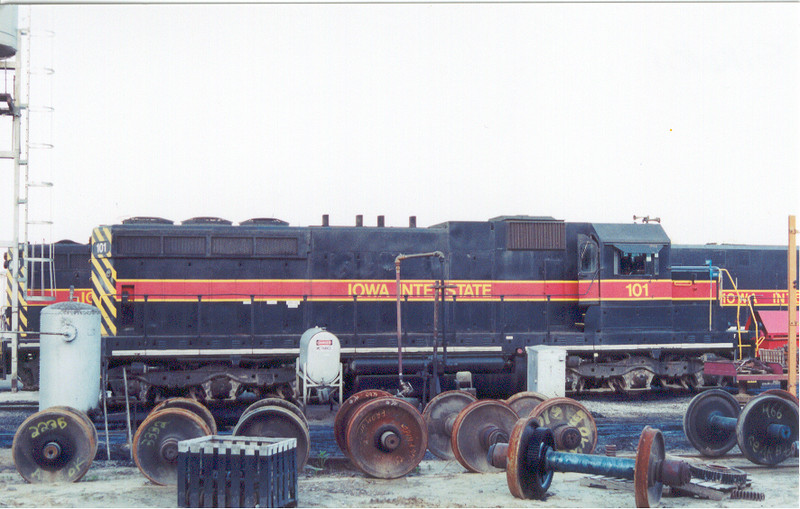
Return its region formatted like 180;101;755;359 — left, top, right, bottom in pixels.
298;327;341;385
0;5;18;60
39;302;101;412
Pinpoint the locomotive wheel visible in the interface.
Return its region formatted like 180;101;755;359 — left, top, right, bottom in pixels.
735;394;798;465
233;405;311;470
344;396;427;479
422;390;477;460
759;389;799;406
451;399;519;473
506;416;554;500
12;406;97;483
334;389;391;455
150;397;218;435
634;426;665;508
241;397;309;429
505;391;548;418
133;407;212;485
529;397;597;454
683;389;740;457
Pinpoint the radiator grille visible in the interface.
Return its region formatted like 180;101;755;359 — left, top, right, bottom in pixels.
164;236;205;255
212;237;252;256
507;221;565;250
118;236;162;255
255;237;298;256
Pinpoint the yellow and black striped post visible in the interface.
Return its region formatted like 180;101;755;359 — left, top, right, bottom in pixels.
4;248;27;333
91;227;117;337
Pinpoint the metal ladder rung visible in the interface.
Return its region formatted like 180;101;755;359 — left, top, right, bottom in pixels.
26;220;53;226
25;256;54;263
28;181;53;188
26;295;57;302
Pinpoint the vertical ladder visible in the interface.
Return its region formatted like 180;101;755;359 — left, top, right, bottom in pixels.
19;11;56;303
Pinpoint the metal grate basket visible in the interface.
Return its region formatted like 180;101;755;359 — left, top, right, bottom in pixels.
177;436;297;508
758;348;786;366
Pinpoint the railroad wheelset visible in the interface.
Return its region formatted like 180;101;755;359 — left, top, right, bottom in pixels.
444;396;598;472
450;399;519;473
528;397;597;454
12;406;98;483
233;397;311;470
150;397;218;435
683;389;799;465
760;388;799;406
334;390;427;479
421;390;477;460
495;418;690;508
503;391;548;419
133;399;215;485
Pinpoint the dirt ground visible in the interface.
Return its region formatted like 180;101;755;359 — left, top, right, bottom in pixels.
0;393;797;508
0;448;797;508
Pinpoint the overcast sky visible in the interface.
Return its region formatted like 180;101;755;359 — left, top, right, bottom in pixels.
0;3;797;249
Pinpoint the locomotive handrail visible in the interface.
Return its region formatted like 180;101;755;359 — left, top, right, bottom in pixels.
670;265;721;277
717;267;760;359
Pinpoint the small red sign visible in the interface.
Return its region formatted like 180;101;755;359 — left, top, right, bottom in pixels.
317;339;333;346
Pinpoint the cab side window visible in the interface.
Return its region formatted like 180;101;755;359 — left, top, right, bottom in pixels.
578;236;598;275
615;248;659;276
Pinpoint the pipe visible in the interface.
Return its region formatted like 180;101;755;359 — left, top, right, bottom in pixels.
348;356;506;375
395;251;445;395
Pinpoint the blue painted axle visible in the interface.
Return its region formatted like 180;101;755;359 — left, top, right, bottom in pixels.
708;411;792;441
545;449;635;479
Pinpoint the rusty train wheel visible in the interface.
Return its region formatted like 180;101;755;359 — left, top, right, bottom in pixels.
633;426;665;508
345;396;427;479
759;389;799;407
49;406;99;449
334;389;391;455
735;394;798;465
133;407;211;486
450;399;518;473
506;416;553;500
529;397;597;454
241;397;309;429
505;391;548;418
150;397;218;435
233;405;311;470
12;407;97;483
422;390;477;460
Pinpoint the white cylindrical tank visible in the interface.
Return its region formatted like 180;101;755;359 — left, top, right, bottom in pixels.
298;327;341;385
0;6;18;60
39;302;101;412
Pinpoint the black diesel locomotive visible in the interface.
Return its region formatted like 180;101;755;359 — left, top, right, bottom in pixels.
90;215;793;404
3;215;794;403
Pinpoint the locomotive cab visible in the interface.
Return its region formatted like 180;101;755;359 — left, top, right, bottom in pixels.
581;223;672;333
570;223;691;392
